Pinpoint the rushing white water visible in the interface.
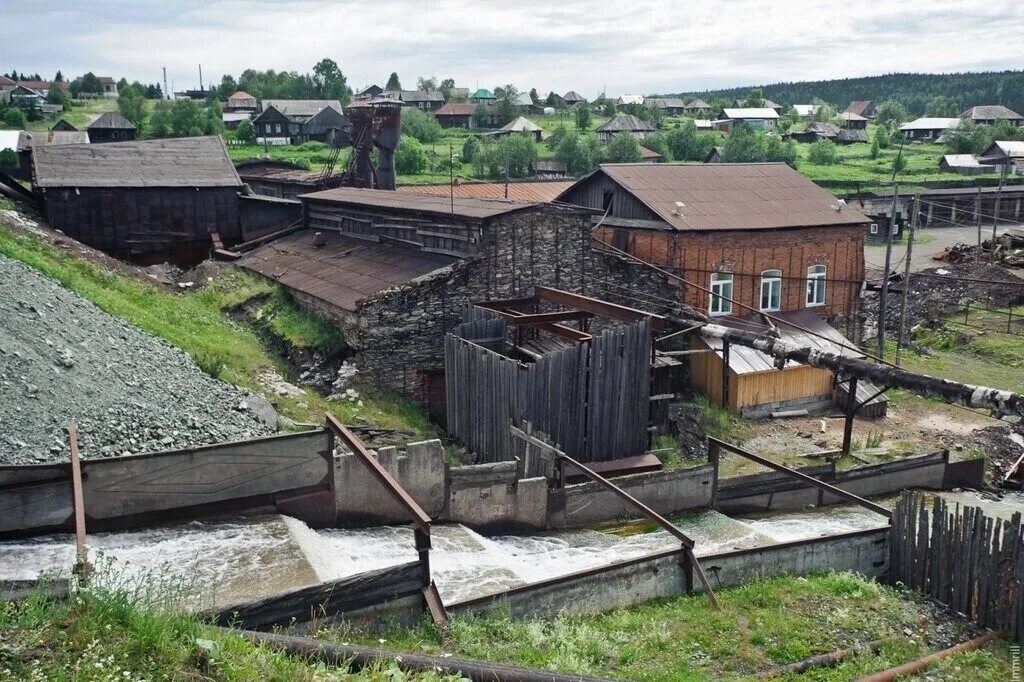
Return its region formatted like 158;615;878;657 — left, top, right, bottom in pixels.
0;503;891;606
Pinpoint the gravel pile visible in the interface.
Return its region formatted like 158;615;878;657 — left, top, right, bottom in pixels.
0;256;275;465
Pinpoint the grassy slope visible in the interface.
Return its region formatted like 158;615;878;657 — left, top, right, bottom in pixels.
328;572;1011;681
0;585;456;681
0;220;434;438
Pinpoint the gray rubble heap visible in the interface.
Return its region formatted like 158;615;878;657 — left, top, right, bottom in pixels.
0;255;274;465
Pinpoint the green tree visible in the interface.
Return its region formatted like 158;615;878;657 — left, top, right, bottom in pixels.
555;130;604;175
472;104;491;128
117;85;147;128
940;119;993;154
483;134;537;178
385;72;401;91
742;88;765;108
807;139;839;165
68;80;82;98
203;99;224;135
461;136;480;164
643;132;670;160
0;148;17;171
416;76;437;92
440;78;456;100
395;137;428;174
874;100;907;129
401;107;442;143
603;100;616;117
312;58;348;103
235;118;256;145
764;135;799;168
925;95;956;117
666;120;698;160
219;74;238;97
605;133;643;163
892;151;907;174
546;125;568;150
147;100;173;138
529;88;540;105
494;84;520;125
869;134;880;159
78;72;103;96
872;125;890;150
574;104;592;131
721;125;764;162
3;108;26;128
46;83;68;108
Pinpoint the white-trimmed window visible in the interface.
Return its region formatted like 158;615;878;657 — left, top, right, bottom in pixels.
275;123;282;134
760;269;782;311
709;272;733;316
806;265;827;306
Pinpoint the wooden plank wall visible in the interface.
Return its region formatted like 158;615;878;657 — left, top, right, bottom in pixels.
890;490;1024;642
445;312;651;465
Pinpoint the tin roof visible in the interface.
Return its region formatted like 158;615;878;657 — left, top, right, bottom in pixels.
471;89;494;99
33;136;242;189
301;187;540;219
237;229;457;312
845;101;873;116
701;310;862;375
899;117;961;131
397;180;574;202
489;116;542;134
228;90;255;100
563;163;870;231
17;130;89;151
563;91;585;102
639;146;663;159
942;154;985;168
87;111;136;130
838;111;868;122
686;99;711;109
646;98;686;109
722;108;780;120
960;105;1022;121
436;103;478;116
400;90;444;102
262;99;344;118
596;114;657;133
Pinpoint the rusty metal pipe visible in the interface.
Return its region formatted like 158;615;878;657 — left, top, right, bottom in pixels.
225;628;616;682
855;631;1001;682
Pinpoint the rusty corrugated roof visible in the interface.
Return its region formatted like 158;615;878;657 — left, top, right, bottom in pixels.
301;187;539;219
397;181;575;203
565;163;870;231
436;103;477;116
237;230;457;312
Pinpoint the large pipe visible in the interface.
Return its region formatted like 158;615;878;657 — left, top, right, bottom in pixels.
695;321;1024;419
855;631;1001;682
224;628;616;682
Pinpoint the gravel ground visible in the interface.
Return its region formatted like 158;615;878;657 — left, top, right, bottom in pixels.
0;255;274;464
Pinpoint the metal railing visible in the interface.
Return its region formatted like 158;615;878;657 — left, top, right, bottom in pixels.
708;436;892;520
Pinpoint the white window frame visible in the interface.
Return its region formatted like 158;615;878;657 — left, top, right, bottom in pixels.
806;265;827;307
760;269;782;312
709;272;733;316
274;123;282;134
869;223;879;234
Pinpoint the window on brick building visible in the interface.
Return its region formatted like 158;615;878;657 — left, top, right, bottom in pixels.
806;265;827;306
709;272;733;316
760;269;782;311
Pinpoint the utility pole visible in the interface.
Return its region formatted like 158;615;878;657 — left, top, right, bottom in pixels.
975;186;982;262
993;162;1007;257
876;137;905;360
449;143;454;215
896;195;920;366
198;64;204;92
162;67;169;101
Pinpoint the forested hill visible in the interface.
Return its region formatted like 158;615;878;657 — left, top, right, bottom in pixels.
672;71;1024;116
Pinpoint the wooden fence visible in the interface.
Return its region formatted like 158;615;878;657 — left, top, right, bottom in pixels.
445;309;650;466
890;490;1024;641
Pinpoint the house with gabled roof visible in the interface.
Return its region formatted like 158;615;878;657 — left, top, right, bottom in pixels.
225;90;258;112
556;162;871;417
684;98;712;116
596;114;656;141
470;88;495;103
646;98;687;115
253;99;345;144
399;90;446;111
717;108;779;133
562;91;586;106
978;141;1024;170
845;101;876;118
960;105;1023;127
86;111;137;143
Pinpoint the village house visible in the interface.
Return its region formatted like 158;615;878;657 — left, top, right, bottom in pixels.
253;100;346;145
616;94;645;109
596;114;656;142
645;98;687;116
13;129;89;180
356;84;383;99
222;112;252;130
16;79;67;94
733;98;782;113
50;119;78;131
684;98;712;116
398;90;446;111
224;90;258;112
960;105;1023;127
486;116;543;142
786;121;840;143
562;91;586;107
470;89;495;103
0;75;15;102
835;129;868;144
235;189;602;412
900;117;960;141
434;103;478;129
639;146;664;163
939;154;996;176
72;75;117;98
838;111;869;130
717;108;779;133
235;158;325;200
979;141;1024;171
86;111;137;143
31;137;244;262
514;92;543;115
845;101;876;118
556;163;870;417
533;160;570;179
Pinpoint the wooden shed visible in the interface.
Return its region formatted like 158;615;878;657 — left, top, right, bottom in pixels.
32;136;243;263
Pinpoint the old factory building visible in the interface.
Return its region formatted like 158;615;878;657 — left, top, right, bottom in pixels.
558;163;872;417
32;136;244;262
236;188;611;412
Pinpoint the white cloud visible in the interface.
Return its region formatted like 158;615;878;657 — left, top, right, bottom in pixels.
3;0;1022;96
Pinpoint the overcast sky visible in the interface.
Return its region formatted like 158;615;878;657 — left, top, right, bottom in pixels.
4;1;1022;96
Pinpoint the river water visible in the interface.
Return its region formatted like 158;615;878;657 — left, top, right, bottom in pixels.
0;502;894;607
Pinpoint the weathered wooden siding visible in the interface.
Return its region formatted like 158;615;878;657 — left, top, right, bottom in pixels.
689;337;833;413
41;186;241;259
561;174;662;221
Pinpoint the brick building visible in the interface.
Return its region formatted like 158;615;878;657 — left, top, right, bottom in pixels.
235;189;651;413
557;163;872;416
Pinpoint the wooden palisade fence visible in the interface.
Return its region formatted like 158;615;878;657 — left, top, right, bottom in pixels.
890;490;1023;641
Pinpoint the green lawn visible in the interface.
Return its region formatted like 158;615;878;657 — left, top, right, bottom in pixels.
325;572;1012;681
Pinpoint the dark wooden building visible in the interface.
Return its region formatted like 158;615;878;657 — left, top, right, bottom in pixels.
251;106;292;144
32;137;243;262
50;119;78;132
254;100;346;145
236;159;324;200
86;112;137;143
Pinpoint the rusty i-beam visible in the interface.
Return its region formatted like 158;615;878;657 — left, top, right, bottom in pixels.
554;452;721;609
324;414;448;630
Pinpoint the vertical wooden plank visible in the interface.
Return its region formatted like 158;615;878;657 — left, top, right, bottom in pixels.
68;422;87;569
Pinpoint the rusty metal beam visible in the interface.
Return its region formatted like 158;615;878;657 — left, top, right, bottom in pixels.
555;452;721;610
534;285;666;331
497;310;594;325
324;414;431;534
474;295;537;311
67;422;88;570
708;437;892;519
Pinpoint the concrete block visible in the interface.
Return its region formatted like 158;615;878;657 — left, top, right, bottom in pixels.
335;439;446;525
446;475;548;532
